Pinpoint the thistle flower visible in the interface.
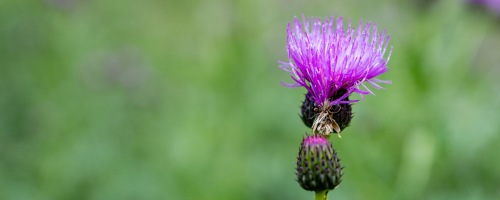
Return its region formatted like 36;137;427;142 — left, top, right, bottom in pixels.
280;16;392;137
296;135;343;192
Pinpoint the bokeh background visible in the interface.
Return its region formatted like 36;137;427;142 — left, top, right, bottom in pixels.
1;0;500;199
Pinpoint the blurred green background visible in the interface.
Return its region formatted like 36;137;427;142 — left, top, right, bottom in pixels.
1;0;500;199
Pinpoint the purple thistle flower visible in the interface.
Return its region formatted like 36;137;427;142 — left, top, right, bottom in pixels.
280;16;392;107
280;16;392;136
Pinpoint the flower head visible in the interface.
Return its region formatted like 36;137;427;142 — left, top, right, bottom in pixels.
280;16;392;107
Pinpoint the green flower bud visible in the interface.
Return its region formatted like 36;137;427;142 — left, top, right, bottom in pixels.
296;135;343;191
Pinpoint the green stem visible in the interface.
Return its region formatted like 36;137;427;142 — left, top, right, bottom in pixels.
315;190;329;200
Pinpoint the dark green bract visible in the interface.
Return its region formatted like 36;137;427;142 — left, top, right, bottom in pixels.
300;90;353;133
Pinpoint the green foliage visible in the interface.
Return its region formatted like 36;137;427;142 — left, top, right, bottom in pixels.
1;0;500;199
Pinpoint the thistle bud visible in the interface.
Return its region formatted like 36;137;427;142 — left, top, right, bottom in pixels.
296;135;343;191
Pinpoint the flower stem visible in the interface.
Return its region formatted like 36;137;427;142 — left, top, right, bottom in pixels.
315;190;328;200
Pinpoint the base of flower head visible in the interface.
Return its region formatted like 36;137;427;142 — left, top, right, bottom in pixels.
296;135;343;192
312;108;341;138
300;90;353;137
